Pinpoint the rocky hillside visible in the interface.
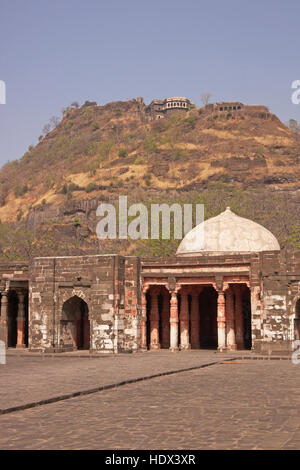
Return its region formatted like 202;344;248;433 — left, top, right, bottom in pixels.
0;98;299;260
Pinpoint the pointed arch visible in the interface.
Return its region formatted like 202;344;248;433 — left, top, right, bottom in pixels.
61;296;90;350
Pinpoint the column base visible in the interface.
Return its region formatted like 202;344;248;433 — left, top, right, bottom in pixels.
150;344;160;350
169;347;179;352
227;344;237;351
16;344;26;349
179;344;191;350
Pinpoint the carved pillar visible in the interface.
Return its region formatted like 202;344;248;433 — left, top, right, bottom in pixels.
161;290;170;349
235;286;245;349
217;290;226;351
180;289;190;350
141;289;148;350
0;291;8;347
190;288;201;349
225;288;236;350
16;291;26;348
150;288;160;349
169;290;179;351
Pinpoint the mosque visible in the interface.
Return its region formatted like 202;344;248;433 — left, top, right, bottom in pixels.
0;207;299;354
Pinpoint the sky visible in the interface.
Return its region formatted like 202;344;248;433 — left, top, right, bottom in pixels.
0;0;300;166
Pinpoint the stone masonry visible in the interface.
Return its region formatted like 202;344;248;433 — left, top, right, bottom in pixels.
0;249;298;354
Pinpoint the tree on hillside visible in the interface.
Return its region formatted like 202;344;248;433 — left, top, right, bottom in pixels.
42;122;51;135
288;119;300;134
49;115;60;128
200;92;212;106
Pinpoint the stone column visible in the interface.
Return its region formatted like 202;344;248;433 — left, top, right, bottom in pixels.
169;290;179;351
235;286;245;349
0;291;8;347
161;290;170;349
16;291;26;348
190;288;201;349
180;289;190;350
140;290;148;350
150;288;160;349
225;288;236;350
217;290;226;351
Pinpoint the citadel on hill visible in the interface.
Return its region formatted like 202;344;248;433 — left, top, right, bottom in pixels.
138;95;270;121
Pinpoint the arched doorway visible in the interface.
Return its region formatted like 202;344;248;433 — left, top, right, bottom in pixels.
295;299;300;341
61;296;90;350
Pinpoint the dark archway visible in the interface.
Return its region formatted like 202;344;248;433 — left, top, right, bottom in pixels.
24;292;29;348
159;287;170;349
242;287;252;350
295;299;300;341
146;286;171;350
6;290;29;349
198;286;218;349
7;291;18;347
61;296;90;350
146;291;151;349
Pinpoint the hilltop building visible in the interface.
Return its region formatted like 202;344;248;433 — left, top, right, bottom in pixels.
141;96;194;120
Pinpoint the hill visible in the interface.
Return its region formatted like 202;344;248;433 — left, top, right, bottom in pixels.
0;98;299;260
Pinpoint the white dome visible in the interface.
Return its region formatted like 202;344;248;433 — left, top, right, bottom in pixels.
176;207;280;256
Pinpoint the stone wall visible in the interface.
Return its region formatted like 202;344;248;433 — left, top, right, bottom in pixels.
29;255;141;353
255;250;300;353
1;250;299;354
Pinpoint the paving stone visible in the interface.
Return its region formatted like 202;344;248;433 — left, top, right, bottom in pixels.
0;358;299;449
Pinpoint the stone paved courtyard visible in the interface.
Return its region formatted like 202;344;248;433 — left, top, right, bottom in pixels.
0;352;299;450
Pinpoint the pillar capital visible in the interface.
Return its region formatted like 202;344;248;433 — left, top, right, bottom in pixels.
0;290;8;304
215;275;224;292
167;282;181;294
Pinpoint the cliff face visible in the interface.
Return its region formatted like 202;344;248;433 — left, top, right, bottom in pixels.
0;98;299;259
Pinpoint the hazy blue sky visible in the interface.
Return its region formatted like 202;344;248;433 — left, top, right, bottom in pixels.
0;0;300;166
